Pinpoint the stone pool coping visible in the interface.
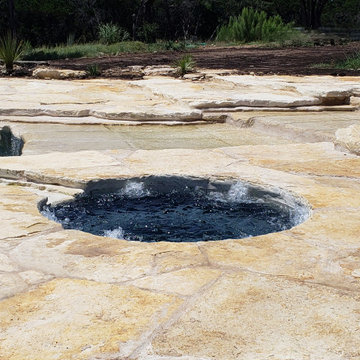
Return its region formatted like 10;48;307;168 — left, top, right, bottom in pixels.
1;140;360;359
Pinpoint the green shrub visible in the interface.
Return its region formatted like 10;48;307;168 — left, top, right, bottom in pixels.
216;7;294;43
98;23;130;44
0;32;24;73
140;23;159;43
164;40;186;51
312;52;360;71
338;52;360;70
87;64;101;77
175;55;196;76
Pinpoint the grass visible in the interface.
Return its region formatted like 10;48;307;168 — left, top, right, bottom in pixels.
22;41;201;61
21;31;323;63
312;52;360;70
23;42;148;61
337;52;360;70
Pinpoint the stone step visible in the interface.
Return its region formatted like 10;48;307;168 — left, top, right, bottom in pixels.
240;112;360;144
203;105;358;113
0;115;224;126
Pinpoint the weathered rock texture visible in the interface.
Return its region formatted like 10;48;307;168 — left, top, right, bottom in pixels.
0;75;360;360
33;67;87;80
336;124;360;155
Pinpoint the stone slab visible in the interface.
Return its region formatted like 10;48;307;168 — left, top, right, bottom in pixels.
0;78;202;122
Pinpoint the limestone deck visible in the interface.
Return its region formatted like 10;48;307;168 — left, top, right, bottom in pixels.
0;122;296;155
0;75;360;360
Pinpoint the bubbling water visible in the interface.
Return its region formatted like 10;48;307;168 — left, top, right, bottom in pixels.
42;177;310;243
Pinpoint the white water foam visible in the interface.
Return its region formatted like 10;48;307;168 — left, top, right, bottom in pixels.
227;182;248;202
208;182;248;203
104;226;126;239
119;182;150;198
41;207;59;222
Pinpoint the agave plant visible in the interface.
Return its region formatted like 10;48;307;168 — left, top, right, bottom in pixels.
175;55;196;77
87;63;101;77
0;32;24;74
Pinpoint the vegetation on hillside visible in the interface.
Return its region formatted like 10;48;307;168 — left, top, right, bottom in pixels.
1;0;359;48
0;0;358;65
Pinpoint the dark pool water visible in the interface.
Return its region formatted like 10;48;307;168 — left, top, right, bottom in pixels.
0;126;23;157
42;179;308;242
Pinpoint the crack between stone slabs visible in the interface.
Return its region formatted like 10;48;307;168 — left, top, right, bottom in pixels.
0;162;127;185
124;285;190;300
5;225;65;259
124;260;360;358
0;172;85;189
268;170;360;180
194;126;236;148
220;161;360;181
202;260;360;295
105;262;212;289
0;275;56;302
212;148;249;162
0;225;62;243
11;272;193;299
126;273;224;360
0;177;82;192
101;129;138;152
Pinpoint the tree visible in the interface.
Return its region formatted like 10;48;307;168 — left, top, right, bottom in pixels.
300;0;330;29
8;0;15;35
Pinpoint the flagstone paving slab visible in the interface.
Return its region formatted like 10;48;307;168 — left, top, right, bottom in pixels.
0;75;360;360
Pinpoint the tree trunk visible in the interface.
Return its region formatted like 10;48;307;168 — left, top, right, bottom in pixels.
8;0;16;35
301;0;329;29
164;0;172;39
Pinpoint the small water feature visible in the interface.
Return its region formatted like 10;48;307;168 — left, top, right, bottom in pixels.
0;126;24;156
42;177;309;242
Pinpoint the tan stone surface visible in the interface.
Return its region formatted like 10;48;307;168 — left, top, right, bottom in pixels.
0;279;182;360
0;122;294;156
131;267;221;296
1;75;359;127
149;273;360;360
0;185;57;240
135;77;322;109
240;111;360;143
0;78;203;122
0;75;360;360
8;230;205;284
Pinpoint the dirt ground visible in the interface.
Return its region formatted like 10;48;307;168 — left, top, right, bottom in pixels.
49;42;360;76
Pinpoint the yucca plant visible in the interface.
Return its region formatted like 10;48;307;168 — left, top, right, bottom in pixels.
0;32;24;74
87;63;101;77
98;23;129;44
216;7;293;43
175;55;196;76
